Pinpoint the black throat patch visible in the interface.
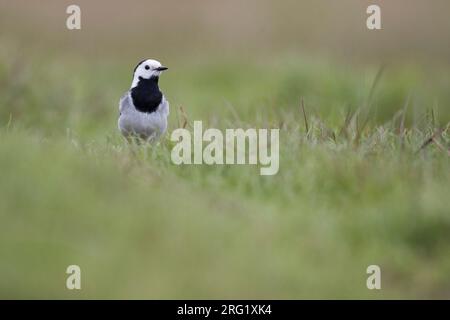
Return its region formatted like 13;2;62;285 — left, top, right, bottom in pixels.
131;76;163;114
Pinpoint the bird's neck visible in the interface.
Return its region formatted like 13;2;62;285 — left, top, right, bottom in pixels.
130;76;163;114
131;75;159;89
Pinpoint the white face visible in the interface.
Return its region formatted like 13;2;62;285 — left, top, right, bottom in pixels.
131;59;168;87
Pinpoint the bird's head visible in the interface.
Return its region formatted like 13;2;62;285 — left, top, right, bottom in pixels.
131;59;168;87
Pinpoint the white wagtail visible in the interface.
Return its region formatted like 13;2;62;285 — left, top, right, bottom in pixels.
118;59;169;141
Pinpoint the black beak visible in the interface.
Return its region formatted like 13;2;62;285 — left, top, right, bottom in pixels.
156;66;168;71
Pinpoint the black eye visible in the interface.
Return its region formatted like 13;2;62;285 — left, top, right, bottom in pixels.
145;65;150;70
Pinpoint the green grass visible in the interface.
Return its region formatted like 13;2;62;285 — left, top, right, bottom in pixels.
0;51;449;299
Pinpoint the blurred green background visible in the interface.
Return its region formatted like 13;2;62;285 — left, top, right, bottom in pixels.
0;0;449;299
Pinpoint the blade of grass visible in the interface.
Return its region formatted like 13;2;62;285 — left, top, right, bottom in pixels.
416;128;443;154
300;98;309;136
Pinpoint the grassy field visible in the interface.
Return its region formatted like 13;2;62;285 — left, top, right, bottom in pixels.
1;1;450;299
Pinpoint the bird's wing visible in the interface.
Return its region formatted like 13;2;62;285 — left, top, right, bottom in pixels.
119;92;131;114
160;96;169;117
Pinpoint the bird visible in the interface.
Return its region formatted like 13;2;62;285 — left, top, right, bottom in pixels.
118;59;169;142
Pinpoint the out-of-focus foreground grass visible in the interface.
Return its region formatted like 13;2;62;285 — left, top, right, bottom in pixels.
0;0;449;298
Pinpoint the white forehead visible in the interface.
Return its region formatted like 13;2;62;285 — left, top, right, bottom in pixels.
140;59;162;69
